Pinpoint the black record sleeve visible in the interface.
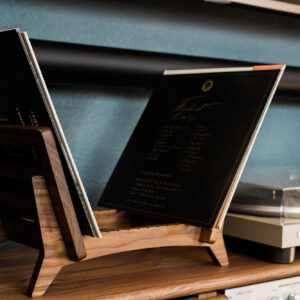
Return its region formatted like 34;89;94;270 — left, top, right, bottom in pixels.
99;68;281;227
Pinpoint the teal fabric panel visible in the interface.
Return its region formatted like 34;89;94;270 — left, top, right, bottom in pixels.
50;86;149;207
242;103;300;187
0;0;300;65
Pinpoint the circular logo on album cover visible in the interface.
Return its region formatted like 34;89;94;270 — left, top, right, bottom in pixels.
202;80;214;92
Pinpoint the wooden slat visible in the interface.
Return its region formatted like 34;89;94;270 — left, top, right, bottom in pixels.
83;218;228;267
0;125;86;261
84;224;202;260
206;294;228;300
38;129;87;261
198;292;228;299
28;176;72;297
198;292;217;299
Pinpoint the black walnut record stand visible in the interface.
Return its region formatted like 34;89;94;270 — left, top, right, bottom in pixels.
0;125;228;298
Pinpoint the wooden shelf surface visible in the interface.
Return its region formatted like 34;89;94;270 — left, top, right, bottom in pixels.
1;245;300;299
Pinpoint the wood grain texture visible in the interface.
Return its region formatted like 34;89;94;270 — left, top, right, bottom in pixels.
206;231;229;267
0;125;86;261
200;228;221;244
39;129;87;261
0;125;229;298
17;202;228;297
198;291;218;299
93;209;228;266
206;295;228;300
23;207;228;296
198;292;228;299
0;173;228;297
1;246;300;300
84;221;228;267
208;294;229;300
27;176;73;297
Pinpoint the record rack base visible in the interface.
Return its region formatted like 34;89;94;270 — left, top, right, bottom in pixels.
0;125;228;298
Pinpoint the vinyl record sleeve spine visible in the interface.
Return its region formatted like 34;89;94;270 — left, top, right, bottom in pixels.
17;30;101;237
214;65;285;228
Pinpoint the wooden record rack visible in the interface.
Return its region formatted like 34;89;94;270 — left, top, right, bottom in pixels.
0;125;228;297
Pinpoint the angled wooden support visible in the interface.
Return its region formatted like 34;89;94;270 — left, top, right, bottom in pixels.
0;125;86;261
200;227;229;266
27;176;73;297
205;229;229;267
